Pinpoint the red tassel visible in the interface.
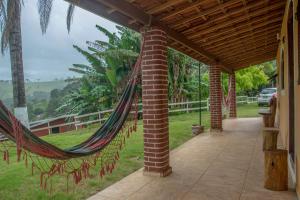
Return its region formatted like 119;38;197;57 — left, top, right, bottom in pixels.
99;167;105;178
32;163;35;176
43;177;48;190
5;151;9;164
23;152;28;168
66;174;69;193
40;173;45;188
3;151;6;161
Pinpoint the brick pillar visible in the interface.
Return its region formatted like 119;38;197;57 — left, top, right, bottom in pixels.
141;27;172;177
229;72;237;118
209;64;223;131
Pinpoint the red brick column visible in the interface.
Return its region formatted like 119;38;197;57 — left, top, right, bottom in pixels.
141;27;172;177
209;64;223;131
229;72;237;118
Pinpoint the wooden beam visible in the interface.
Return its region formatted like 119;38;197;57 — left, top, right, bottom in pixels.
147;0;185;14
66;0;141;31
159;0;209;21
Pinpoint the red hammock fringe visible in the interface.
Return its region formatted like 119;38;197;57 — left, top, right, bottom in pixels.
1;76;141;192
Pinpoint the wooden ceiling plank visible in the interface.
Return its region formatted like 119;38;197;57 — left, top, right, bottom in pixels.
199;17;282;47
147;0;185;14
195;12;282;44
219;44;278;59
204;25;280;50
182;0;268;35
185;1;285;38
210;37;278;55
171;0;241;28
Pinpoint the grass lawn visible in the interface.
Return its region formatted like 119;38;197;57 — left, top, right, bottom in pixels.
0;103;260;200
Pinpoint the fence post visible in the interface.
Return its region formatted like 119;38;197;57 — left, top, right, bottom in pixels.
186;102;189;113
206;98;210;111
48;121;51;135
99;112;102;124
74;117;78;130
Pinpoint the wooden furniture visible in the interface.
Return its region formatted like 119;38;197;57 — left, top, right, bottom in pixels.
264;149;288;191
258;96;277;127
262;127;279;151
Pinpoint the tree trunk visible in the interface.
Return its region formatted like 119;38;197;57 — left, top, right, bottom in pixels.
9;3;29;127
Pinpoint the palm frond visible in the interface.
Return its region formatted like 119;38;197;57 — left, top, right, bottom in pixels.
66;3;75;33
96;25;119;44
37;0;53;34
0;0;6;31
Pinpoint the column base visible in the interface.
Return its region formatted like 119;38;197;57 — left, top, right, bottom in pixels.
210;128;223;133
14;107;30;128
143;166;172;177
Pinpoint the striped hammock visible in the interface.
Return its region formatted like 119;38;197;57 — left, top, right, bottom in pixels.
0;39;144;189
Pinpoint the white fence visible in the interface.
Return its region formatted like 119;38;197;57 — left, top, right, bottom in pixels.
30;96;258;133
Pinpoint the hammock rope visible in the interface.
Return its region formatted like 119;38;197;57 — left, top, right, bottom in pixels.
0;33;146;189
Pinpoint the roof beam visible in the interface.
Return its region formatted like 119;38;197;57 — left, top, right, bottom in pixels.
147;0;185;14
66;0;232;72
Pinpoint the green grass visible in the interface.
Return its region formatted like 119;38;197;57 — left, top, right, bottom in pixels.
0;104;259;200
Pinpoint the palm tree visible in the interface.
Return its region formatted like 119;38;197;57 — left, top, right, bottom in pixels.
0;0;28;126
0;0;75;127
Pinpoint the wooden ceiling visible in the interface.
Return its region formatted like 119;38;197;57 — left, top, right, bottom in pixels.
67;0;286;72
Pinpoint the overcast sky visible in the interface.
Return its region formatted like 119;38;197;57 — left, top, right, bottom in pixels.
0;0;118;81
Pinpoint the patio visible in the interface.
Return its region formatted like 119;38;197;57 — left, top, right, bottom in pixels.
88;118;297;200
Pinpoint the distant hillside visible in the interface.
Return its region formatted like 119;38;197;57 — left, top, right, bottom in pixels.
0;80;68;100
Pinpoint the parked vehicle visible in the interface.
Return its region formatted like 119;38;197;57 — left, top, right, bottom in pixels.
258;88;277;106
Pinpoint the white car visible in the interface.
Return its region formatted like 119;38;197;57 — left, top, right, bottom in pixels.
258;88;277;106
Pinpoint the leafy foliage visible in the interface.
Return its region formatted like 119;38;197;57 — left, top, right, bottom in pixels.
62;25;140;115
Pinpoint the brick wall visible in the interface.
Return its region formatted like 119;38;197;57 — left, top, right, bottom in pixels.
209;64;223;131
141;27;172;176
229;73;237;118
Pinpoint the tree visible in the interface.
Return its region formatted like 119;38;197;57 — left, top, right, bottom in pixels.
66;25;202;114
62;25;140;114
0;0;75;126
0;1;29;126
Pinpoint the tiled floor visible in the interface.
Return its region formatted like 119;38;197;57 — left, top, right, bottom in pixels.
88;118;297;200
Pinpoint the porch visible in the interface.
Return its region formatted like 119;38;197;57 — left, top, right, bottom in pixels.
88;118;297;200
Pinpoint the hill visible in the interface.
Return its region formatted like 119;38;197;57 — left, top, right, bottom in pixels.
0;80;67;104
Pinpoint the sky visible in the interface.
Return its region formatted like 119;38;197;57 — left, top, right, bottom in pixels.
0;0;118;81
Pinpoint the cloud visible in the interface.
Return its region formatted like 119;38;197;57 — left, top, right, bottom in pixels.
0;0;117;81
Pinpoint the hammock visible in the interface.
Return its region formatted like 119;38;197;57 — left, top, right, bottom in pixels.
0;38;145;189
